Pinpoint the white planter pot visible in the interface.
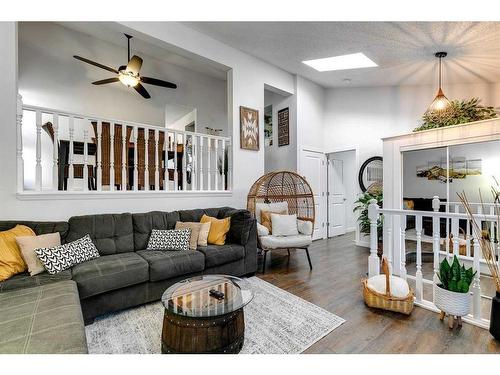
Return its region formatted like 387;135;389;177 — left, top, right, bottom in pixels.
433;284;471;317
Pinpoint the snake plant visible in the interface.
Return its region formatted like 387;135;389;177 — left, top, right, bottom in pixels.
437;255;476;293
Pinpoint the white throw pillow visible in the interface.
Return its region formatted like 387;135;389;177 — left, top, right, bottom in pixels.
255;202;288;223
257;222;270;237
297;219;313;236
271;214;299;237
366;274;410;299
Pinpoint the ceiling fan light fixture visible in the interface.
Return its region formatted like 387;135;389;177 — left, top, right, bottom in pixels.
118;70;140;87
427;51;451;113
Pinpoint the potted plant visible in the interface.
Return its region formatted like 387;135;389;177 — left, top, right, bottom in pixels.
434;255;475;329
353;189;383;256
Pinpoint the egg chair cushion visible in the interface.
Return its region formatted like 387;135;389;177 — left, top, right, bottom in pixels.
257;222;270;237
297;220;313;235
255;202;288;224
260;234;312;250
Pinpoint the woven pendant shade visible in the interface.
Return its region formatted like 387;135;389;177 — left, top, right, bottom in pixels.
247;170;315;223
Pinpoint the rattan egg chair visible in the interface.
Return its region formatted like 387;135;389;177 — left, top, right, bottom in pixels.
247;170;315;273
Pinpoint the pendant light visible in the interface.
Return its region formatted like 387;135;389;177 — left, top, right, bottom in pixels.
427;51;451;113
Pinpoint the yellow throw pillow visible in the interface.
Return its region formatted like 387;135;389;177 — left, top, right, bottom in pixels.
261;209;287;234
200;214;231;246
0;225;36;281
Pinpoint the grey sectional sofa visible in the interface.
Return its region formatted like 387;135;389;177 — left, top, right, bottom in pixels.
0;207;257;354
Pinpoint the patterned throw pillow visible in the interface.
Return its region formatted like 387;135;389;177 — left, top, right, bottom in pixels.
147;229;191;251
34;234;100;275
34;243;76;275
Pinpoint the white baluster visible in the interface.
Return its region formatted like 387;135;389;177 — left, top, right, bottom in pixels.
144;129;149;191
466;219;472;257
385;215;393;273
368;199;380;277
207;138;212;191
221;139;226;191
471;216;482;319
96;120;102;191
451;217;459;256
163;132;168;191
16;95;24;193
174;132;179;191
133;127;138;191
182;133;187;191
227;140;232;190
109;123;115;191
214;139;219;190
415;215;423;302
192;135;197;191
432;215;441;297
154;129;159;191
35;110;42;191
400;217;407;280
83;126;89;191
122;125;127;190
52;115;59;190
68;116;75;191
199;136;204;190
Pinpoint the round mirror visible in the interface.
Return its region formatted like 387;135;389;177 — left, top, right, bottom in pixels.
358;156;383;192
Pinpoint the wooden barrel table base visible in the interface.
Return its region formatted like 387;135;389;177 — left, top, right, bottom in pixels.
161;308;245;354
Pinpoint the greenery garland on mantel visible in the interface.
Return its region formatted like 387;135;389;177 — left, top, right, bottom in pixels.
413;97;497;132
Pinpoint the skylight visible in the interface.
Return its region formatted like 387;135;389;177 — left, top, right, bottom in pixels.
302;52;377;72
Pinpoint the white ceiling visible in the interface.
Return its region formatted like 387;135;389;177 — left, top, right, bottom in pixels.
184;22;500;88
57;22;229;80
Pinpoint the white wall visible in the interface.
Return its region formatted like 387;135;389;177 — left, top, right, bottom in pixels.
264;89;296;172
0;21;297;220
323;83;500;167
18;22;227;133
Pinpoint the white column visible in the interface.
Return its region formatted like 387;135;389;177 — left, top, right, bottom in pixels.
400;216;407;280
35;110;42;191
16;95;24;193
52;115;59;190
96;120;103;191
415;215;423;302
67;116;75;191
471;216;482;319
154;129;159;190
133;126;138;191
109;123;115;191
221;139;226;191
432;214;441;301
368;199;380;278
122;125;127;190
144;128;149;191
83;126;89;191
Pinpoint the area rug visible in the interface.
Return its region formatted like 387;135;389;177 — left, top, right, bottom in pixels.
85;276;345;354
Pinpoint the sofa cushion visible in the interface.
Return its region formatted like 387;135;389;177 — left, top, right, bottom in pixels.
67;213;134;255
132;211;180;250
136;249;205;282
178;208;222;222
0;280;87;354
0;269;72;292
197;244;245;268
71;252;149;299
0;220;69;240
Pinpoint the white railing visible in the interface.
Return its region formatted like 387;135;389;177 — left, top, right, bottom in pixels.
368;196;499;329
17;95;231;194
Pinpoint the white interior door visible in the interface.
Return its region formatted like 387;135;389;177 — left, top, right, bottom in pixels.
328;158;346;237
299;148;327;240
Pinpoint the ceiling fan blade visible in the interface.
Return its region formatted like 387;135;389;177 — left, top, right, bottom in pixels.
126;55;143;75
141;76;177;89
134;83;151;99
73;55;118;74
92;77;120;85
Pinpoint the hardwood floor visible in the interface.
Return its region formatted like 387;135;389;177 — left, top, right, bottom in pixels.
257;232;500;353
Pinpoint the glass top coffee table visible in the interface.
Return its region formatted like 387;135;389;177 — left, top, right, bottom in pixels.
161;275;253;354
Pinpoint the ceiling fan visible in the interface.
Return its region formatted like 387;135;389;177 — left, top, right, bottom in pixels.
73;34;177;99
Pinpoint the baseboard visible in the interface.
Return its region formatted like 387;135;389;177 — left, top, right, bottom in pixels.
345;227;356;233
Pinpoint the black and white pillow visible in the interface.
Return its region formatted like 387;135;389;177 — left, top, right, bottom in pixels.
147;229;191;251
34;234;100;274
34;243;76;275
69;234;100;266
